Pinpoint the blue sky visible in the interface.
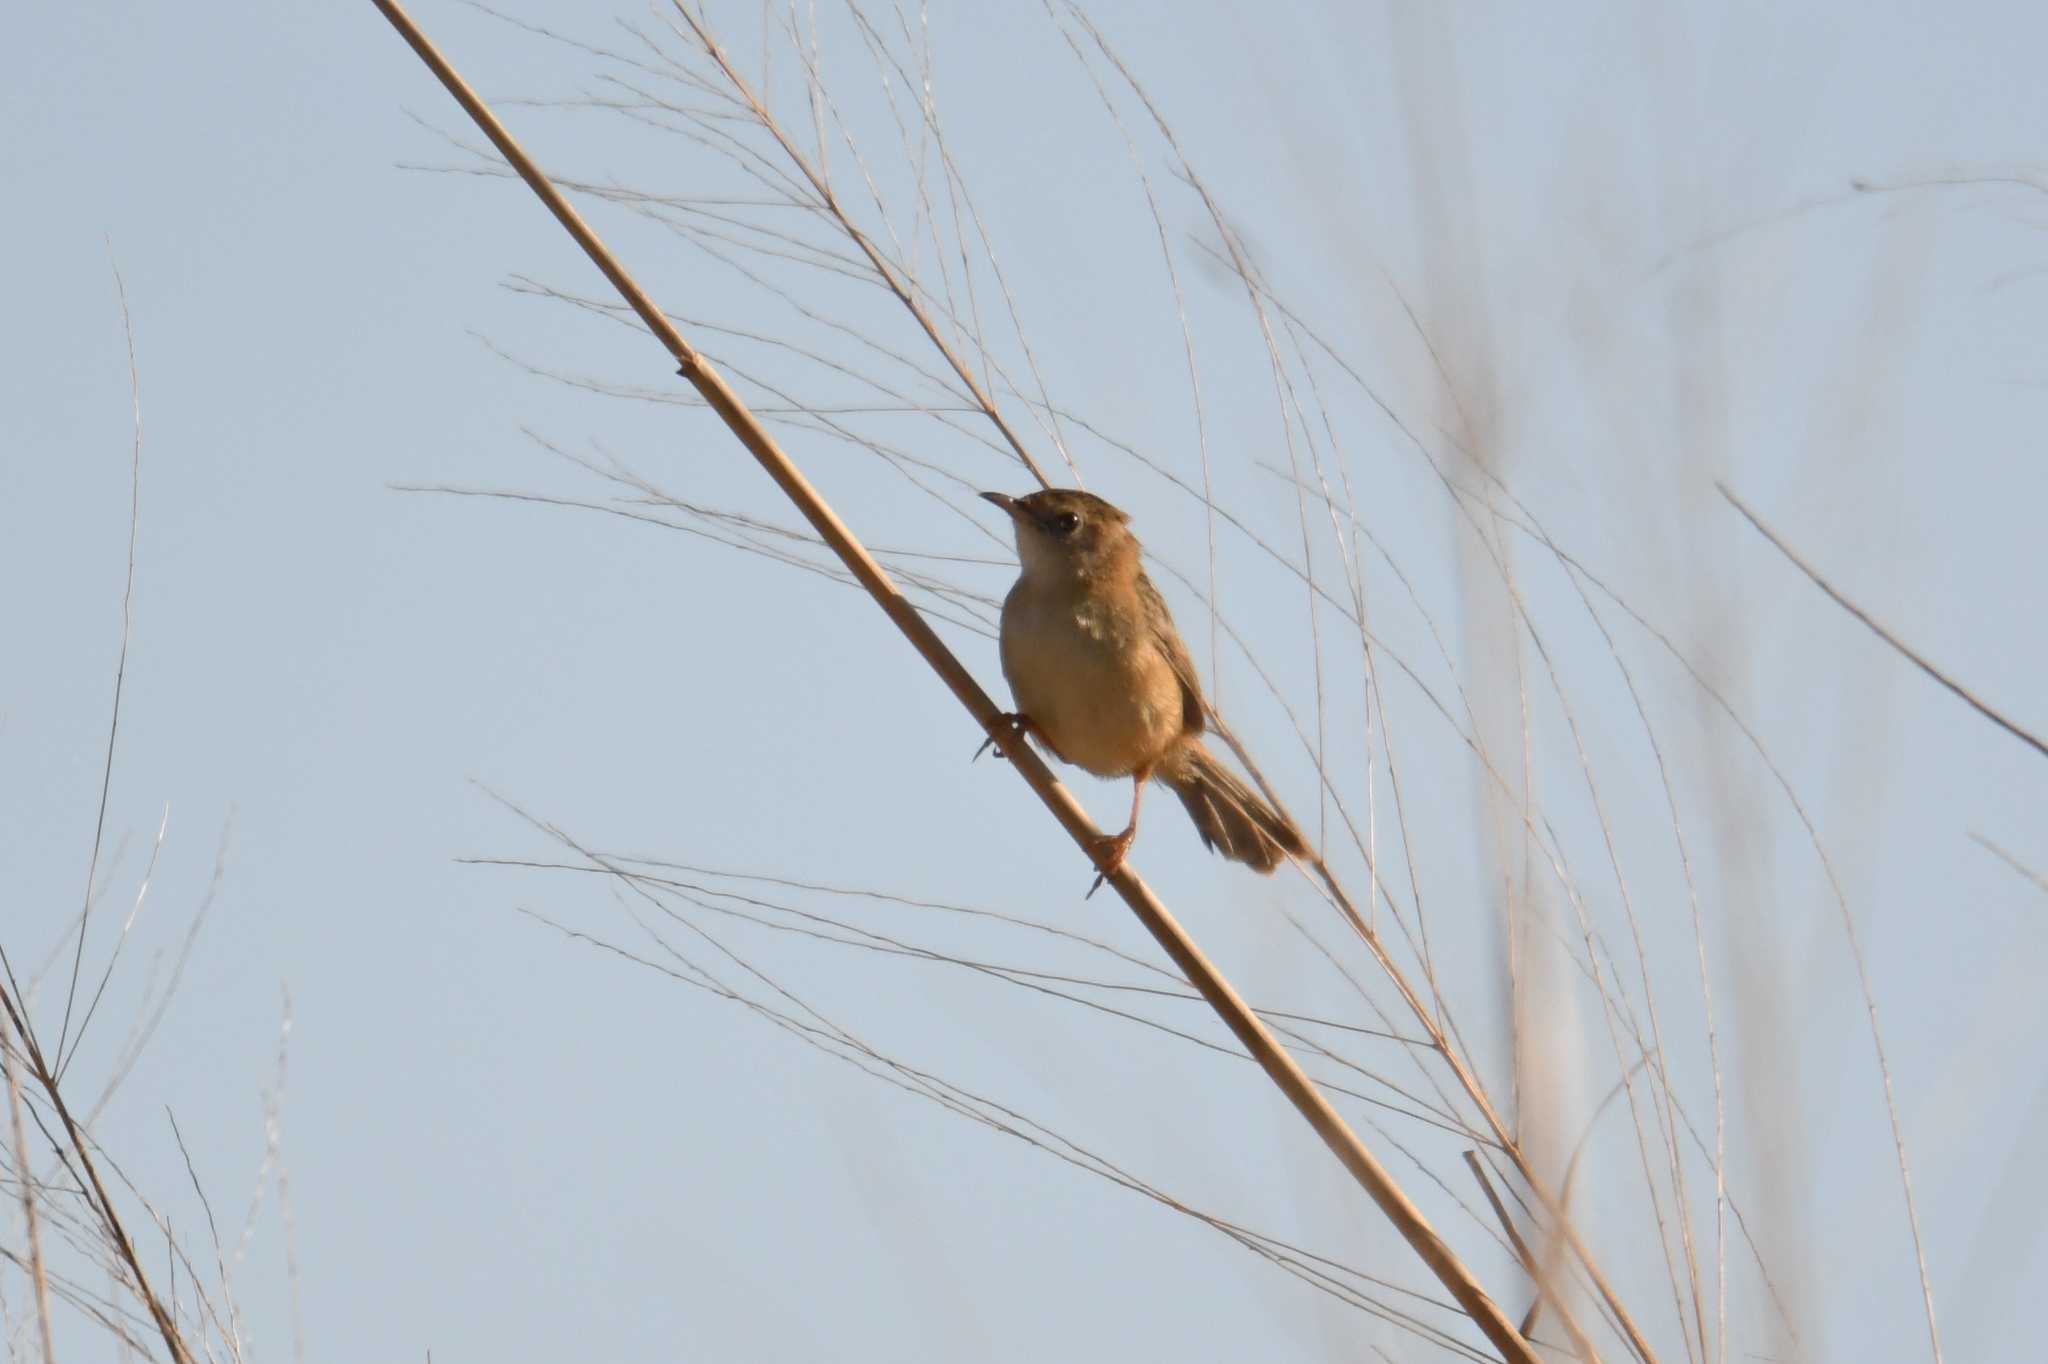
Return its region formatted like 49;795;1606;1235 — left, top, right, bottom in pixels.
6;3;2046;1361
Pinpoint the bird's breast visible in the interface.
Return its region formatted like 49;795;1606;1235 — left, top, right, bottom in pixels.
999;581;1185;778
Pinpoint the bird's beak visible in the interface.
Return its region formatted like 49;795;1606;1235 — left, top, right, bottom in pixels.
979;491;1020;517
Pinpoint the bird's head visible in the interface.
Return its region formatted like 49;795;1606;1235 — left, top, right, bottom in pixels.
980;488;1137;584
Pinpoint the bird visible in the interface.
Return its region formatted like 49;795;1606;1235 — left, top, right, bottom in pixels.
980;488;1308;883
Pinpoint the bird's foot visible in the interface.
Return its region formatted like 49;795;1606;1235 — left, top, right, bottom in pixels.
974;712;1054;763
1084;827;1138;899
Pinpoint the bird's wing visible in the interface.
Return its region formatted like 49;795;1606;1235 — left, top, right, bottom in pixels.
1136;568;1206;737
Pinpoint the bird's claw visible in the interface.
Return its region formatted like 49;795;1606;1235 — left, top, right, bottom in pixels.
1083;829;1137;899
974;712;1032;763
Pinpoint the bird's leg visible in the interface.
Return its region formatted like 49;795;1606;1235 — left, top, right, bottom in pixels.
974;711;1062;763
1085;767;1151;898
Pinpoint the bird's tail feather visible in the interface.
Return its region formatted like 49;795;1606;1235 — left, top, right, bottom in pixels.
1160;743;1307;874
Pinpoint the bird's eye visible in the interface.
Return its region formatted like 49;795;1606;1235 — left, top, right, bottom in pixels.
1052;512;1081;536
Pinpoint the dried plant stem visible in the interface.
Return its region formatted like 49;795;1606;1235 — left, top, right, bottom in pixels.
367;4;1540;1358
0;985;193;1364
1971;831;2048;894
1463;1151;1599;1363
1305;864;1656;1364
1719;481;2044;762
55;256;147;1078
667;1;1058;492
1719;484;1958;1364
3;1010;58;1364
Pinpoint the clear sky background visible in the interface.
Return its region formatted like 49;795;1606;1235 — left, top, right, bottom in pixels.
5;3;2046;1362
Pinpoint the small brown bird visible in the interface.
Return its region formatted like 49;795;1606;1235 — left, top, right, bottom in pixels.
981;488;1307;880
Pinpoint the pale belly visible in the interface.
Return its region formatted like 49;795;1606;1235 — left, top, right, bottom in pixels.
999;587;1184;778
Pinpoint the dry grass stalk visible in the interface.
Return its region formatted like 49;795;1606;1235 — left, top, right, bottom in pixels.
1462;1150;1597;1362
3;1009;57;1364
367;1;1547;1358
53;258;149;1085
0;255;226;1364
0;985;195;1364
1719;481;2044;762
1714;479;1954;1364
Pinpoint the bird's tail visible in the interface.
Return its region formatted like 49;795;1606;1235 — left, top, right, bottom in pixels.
1159;742;1308;874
